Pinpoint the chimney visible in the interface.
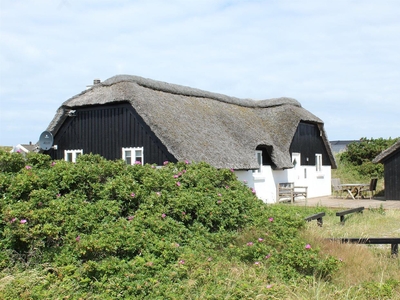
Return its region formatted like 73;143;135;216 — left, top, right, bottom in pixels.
93;79;101;84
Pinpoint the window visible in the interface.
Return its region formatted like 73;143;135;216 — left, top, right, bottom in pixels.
64;149;83;162
122;147;144;165
292;152;301;168
253;150;263;173
315;154;322;172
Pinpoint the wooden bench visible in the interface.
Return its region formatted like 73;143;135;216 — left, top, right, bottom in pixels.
328;238;399;257
336;207;364;224
304;212;325;227
277;182;308;204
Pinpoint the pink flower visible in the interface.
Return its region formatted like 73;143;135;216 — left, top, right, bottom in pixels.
268;217;274;222
25;165;32;170
156;192;161;196
185;160;190;164
134;161;142;165
246;242;253;246
127;215;134;221
176;182;181;187
251;188;256;194
265;254;271;259
305;244;311;249
217;193;222;197
243;180;247;184
217;200;222;204
130;193;136;197
76;236;81;242
266;284;273;289
10;218;17;223
20;219;27;224
179;260;185;265
163;161;169;165
57;194;61;198
16;149;21;153
207;257;213;261
230;168;234;172
51;161;56;166
182;212;186;215
162;213;166;218
258;238;264;242
173;175;179;178
254;261;260;265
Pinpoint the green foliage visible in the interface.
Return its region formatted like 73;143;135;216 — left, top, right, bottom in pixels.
0;152;340;299
339;137;399;177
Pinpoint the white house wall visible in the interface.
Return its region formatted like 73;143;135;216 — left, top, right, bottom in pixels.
234;165;332;204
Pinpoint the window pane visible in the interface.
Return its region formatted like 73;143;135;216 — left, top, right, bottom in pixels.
126;157;131;165
67;153;72;162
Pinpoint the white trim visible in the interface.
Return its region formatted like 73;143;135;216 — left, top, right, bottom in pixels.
122;147;144;165
64;149;83;162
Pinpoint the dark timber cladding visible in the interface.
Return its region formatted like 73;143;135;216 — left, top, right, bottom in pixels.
383;151;400;200
45;102;176;165
289;122;330;165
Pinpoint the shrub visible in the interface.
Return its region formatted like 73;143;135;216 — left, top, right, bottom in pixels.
0;153;339;298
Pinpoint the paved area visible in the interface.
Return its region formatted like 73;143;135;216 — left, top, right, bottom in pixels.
292;196;400;210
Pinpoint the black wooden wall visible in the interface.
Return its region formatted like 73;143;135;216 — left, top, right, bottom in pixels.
383;151;400;200
289;122;331;166
45;102;176;165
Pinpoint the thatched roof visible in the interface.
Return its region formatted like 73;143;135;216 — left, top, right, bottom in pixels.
373;140;400;163
47;75;336;170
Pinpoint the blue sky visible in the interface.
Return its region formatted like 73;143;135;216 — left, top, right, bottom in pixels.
1;0;399;146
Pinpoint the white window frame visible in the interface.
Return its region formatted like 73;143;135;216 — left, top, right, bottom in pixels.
315;153;322;172
64;149;83;163
253;150;263;173
122;147;144;165
292;152;301;168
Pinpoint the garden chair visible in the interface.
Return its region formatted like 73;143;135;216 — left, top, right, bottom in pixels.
331;178;345;198
362;178;378;199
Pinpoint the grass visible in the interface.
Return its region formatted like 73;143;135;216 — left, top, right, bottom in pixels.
300;208;400;299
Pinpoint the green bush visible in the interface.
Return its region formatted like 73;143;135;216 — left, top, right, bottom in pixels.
0;152;339;299
339;137;399;177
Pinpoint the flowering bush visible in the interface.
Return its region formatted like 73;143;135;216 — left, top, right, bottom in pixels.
0;151;339;298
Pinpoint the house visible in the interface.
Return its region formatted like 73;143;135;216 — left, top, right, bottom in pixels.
373;140;400;200
330;140;360;154
42;75;337;203
11;142;37;154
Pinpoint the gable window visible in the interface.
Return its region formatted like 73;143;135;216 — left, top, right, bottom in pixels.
315;154;322;172
253;150;263;173
64;149;83;162
122;147;144;165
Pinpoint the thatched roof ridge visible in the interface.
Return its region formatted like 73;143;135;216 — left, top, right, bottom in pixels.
46;74;335;170
100;75;302;108
373;139;400;163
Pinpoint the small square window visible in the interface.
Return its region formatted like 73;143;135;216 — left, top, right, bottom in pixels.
64;149;83;163
122;147;144;165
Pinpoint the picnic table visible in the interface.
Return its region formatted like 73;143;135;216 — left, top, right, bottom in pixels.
341;183;369;200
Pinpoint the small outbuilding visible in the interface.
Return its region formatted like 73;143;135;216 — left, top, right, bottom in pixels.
42;75;337;203
373;139;400;200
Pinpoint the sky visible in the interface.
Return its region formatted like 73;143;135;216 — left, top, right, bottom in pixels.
1;0;399;147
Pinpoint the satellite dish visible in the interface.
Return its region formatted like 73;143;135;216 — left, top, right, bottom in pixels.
38;131;54;151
